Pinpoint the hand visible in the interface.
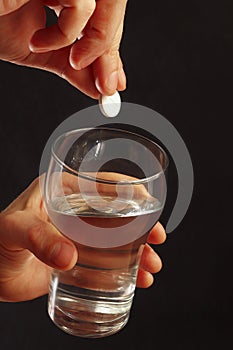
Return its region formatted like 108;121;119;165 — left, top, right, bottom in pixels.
0;177;166;302
0;0;127;98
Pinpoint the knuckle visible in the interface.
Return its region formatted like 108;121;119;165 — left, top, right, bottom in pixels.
105;48;120;62
27;223;44;248
87;26;110;46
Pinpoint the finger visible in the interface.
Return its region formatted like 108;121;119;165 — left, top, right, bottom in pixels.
93;52;119;95
29;0;96;52
22;47;100;98
139;244;162;274
147;222;166;245
61;171;152;198
136;269;154;288
69;0;127;70
92;51;126;95
0;210;78;271
60;53;100;98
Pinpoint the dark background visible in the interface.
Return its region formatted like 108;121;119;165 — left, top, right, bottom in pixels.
0;0;232;348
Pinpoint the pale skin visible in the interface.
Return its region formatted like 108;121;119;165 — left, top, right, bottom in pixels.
0;1;166;302
0;0;128;98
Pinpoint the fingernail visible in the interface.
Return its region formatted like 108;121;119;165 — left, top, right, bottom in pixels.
105;71;118;93
95;77;103;94
70;56;96;70
29;42;48;53
51;242;75;268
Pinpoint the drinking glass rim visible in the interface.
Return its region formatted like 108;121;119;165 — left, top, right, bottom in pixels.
51;127;169;185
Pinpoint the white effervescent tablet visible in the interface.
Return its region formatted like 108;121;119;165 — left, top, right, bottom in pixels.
99;91;121;118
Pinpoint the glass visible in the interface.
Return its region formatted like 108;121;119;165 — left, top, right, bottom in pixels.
44;127;168;338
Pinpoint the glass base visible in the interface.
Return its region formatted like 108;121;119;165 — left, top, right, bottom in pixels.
48;292;132;338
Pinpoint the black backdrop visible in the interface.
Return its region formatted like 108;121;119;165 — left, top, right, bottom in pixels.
0;0;232;348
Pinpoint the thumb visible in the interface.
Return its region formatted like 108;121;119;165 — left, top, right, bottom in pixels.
92;51;120;96
0;210;78;270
